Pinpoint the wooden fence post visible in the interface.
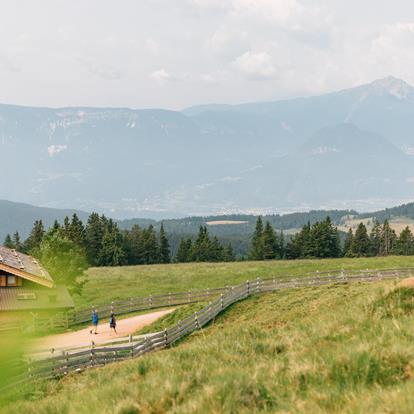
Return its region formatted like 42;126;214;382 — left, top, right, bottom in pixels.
246;280;250;296
149;295;153;308
194;313;199;330
220;293;224;311
90;341;95;367
63;351;68;375
256;277;261;293
164;328;168;347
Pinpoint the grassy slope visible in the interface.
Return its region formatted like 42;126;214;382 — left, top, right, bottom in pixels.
74;256;414;308
7;278;414;413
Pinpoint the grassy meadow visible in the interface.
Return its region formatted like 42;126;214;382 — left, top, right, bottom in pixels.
74;256;414;308
5;277;414;413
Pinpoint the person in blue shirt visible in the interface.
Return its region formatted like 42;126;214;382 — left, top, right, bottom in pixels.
90;309;99;334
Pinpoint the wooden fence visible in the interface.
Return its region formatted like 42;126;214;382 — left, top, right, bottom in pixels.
29;267;414;333
13;267;414;386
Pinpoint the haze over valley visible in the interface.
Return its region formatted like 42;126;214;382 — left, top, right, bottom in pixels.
1;76;414;219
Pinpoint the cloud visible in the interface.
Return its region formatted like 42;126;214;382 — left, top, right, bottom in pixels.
150;68;172;84
206;27;249;60
145;38;160;55
150;68;186;85
234;51;277;80
47;144;68;157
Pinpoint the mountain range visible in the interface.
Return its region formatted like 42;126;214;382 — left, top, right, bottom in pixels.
1;76;414;217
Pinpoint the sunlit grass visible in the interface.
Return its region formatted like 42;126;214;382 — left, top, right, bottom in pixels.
5;278;414;413
74;256;414;308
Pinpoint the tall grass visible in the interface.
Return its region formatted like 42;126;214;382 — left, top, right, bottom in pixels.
75;256;414;308
5;279;414;413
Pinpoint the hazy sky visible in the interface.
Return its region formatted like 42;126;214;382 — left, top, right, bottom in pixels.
1;0;414;109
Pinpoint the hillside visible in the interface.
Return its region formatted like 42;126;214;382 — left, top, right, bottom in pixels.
5;272;414;413
1;77;414;217
76;256;414;307
0;200;89;241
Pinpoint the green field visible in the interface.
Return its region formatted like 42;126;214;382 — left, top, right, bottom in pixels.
5;275;414;413
74;256;414;308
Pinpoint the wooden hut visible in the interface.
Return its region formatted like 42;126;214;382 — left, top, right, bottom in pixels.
0;246;74;312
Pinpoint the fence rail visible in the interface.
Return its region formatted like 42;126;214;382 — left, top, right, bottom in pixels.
1;267;410;391
2;267;413;394
27;267;414;333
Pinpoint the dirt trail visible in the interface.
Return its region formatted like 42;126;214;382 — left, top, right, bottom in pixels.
32;309;175;352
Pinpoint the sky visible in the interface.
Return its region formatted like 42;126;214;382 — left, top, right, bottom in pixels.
1;0;414;109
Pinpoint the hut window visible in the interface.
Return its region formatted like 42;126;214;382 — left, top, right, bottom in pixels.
7;275;16;286
17;292;36;300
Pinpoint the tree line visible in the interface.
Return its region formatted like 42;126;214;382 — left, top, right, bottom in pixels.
343;220;414;257
3;213;235;267
247;216;414;260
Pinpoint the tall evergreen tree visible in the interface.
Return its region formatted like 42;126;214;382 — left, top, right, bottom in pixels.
369;221;382;257
395;226;414;256
24;220;45;253
141;225;159;264
158;223;171;264
13;232;23;252
223;243;235;262
99;224;126;266
176;238;192;263
262;221;277;260
380;220;397;256
125;225;144;264
343;228;353;257
68;214;86;247
192;226;211;262
3;234;14;249
249;217;264;260
85;212;105;266
351;223;370;257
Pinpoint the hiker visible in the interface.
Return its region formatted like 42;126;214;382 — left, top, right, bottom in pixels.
109;312;117;334
90;309;99;334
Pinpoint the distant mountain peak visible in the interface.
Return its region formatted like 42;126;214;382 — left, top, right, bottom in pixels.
363;76;414;100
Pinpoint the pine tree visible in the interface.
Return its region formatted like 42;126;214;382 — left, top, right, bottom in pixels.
85;212;104;266
158;223;171;264
209;236;224;262
249;217;264;260
99;224;126;266
277;230;285;259
125;225;144;264
24;220;45;253
141;225;159;264
50;220;61;235
395;226;414;256
343;228;353;257
3;234;14;249
176;238;192;263
380;220;397;256
223;243;235;262
369;221;382;256
68;214;86;247
351;223;370;257
262;221;277;260
13;232;23;252
192;226;211;262
63;216;71;238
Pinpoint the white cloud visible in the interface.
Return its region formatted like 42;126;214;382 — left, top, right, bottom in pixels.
145;38;160;55
234;51;277;80
47;144;68;157
150;68;172;84
206;27;249;59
